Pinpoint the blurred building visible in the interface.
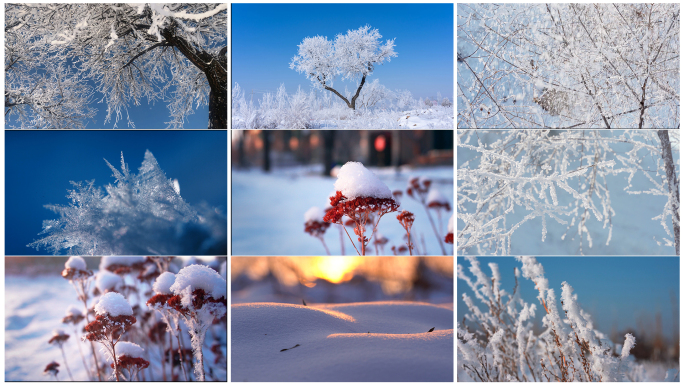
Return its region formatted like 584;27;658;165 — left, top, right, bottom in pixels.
231;130;453;173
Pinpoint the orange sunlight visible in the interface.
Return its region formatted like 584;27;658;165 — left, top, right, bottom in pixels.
311;256;362;283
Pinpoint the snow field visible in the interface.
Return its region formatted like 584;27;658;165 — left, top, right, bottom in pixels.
231;301;453;381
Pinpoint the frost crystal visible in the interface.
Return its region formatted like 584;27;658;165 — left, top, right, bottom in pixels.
28;150;226;255
94;292;133;317
334;162;392;200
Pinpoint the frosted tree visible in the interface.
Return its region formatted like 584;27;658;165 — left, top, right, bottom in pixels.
290;25;397;110
457;3;679;128
28;150;227;255
5;3;227;129
458;130;680;255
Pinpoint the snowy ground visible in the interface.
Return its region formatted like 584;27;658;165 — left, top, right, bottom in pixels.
232;106;454;129
231;165;454;255
5;273;226;381
231;301;453;382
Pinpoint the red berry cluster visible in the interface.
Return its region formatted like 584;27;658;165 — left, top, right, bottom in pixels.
84;314;137;342
304;220;330;237
407;177;431;201
113;355;150;371
397;210;415;230
324;191;399;225
444;233;454;244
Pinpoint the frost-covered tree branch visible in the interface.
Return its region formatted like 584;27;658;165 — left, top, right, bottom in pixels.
5;3;227;129
290;25;397;110
457;3;679;128
458;130;679;255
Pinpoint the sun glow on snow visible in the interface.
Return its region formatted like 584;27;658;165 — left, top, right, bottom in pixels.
311;257;362;283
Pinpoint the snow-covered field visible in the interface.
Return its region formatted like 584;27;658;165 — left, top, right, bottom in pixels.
6;262;227;381
231;301;453;382
232;82;454;129
231;165;454;255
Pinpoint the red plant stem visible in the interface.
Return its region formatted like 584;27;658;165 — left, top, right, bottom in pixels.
404;227;413;256
338;226;345;255
73;326;91;380
109;339;120;382
423;205;447;255
79;288;102;381
341;225;361;255
318;236;330;255
176;330;189;381
59;345;75;381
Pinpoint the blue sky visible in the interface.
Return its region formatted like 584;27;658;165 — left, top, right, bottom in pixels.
457;257;680;341
232;3;453;100
6;130;227;255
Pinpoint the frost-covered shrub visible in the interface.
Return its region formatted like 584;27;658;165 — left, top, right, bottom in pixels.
458;256;650;382
28;150;227;255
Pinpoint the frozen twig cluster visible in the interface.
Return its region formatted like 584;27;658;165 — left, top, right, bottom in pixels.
457;256;654;382
457;3;679;128
458;130;679;255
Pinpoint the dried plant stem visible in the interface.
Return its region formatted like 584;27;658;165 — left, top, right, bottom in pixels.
78;289;102;381
423;206;447;255
317;236;330;255
72;327;91;380
58;345;74;381
175;331;189;381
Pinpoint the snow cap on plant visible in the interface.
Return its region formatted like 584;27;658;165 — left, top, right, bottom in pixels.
48;329;70;345
95;270;123;293
62;256;93;280
153;272;176;295
170;264;227;303
426;188;451;211
86;293;136;342
324;161;398;225
62;305;85;325
113;342;149;372
304;206;330;237
445;214;453;244
101;256;146;275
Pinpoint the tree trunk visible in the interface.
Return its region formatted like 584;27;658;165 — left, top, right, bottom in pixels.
322;130;335;176
262;130;271;173
161;25;227;129
657;130;679;255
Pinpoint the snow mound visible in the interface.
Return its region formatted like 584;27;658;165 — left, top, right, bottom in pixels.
170;264;227;300
334;162;392;200
304;206;325;223
153;272;176;294
65;256;87;270
232;301;453;381
115;341;144;358
52;329;66;337
96;270;123;293
94;292;132;317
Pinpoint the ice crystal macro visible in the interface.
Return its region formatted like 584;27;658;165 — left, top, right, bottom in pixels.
28;150;226;255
